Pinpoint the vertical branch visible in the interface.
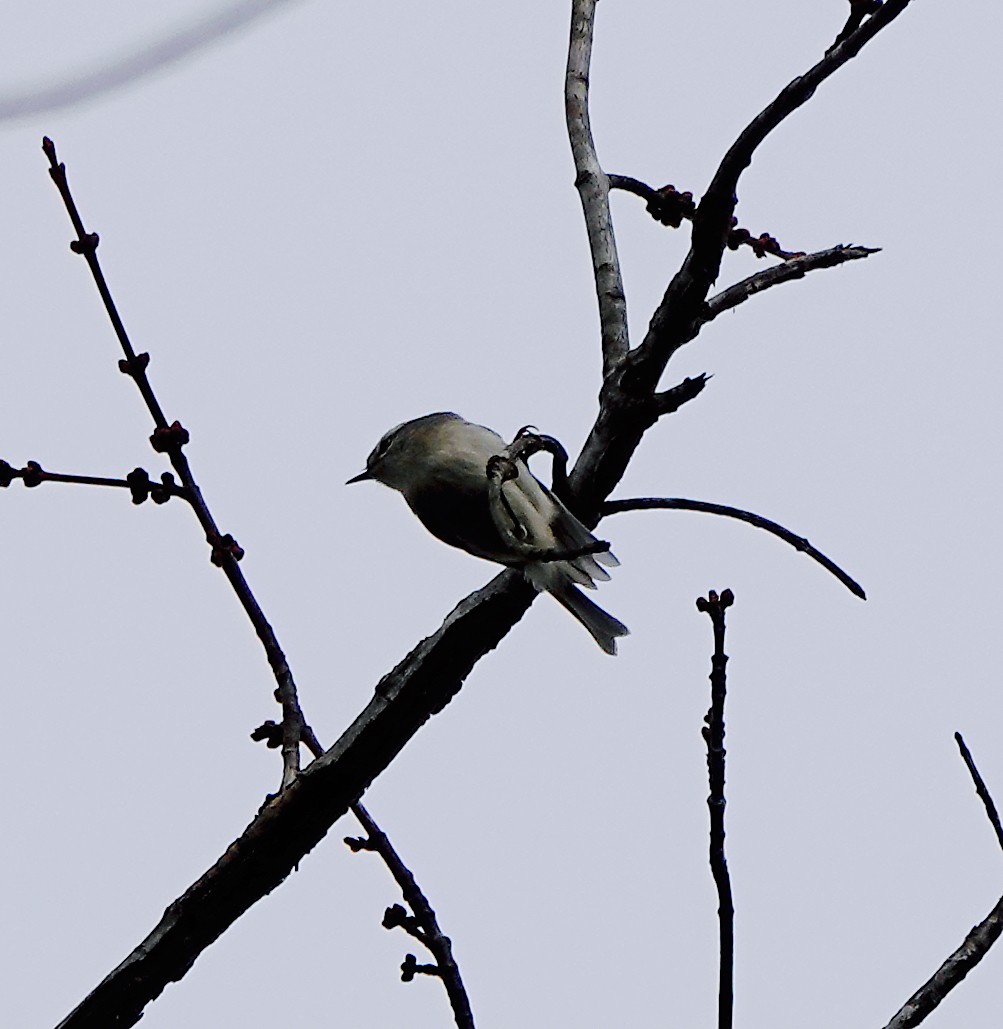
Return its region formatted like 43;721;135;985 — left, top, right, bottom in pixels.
565;0;629;377
697;588;735;1029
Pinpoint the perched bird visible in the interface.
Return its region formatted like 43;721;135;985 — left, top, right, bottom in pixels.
347;412;628;654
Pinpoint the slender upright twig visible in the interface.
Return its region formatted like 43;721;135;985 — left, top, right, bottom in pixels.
41;136;316;788
603;497;865;599
347;803;474;1029
697;589;735;1029
954;733;1003;854
565;0;628;376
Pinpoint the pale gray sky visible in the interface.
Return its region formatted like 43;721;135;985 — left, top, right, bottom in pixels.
2;2;1002;1027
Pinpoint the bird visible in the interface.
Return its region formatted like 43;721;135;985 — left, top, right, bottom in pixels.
347;412;628;654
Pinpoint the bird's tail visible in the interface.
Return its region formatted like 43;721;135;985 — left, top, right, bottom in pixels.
547;579;629;656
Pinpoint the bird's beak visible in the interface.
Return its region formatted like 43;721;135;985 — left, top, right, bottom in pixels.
345;469;372;485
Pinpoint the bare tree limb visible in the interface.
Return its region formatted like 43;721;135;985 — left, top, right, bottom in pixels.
880;738;1003;1027
628;0;914;393
346;803;475;1029
703;245;879;323
955;733;1003;854
54;571;534;1029
566;0;629;376
881;895;1003;1029
42;136;316;787
696;589;735;1029
602;497;865;599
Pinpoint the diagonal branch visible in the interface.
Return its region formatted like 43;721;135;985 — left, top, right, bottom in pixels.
55;571;535;1029
42;136;316;788
703;245;879;324
881;894;1003;1029
629;0;914;392
566;0;629;376
955;733;1003;855
601;497;865;599
881;737;1003;1027
347;803;474;1029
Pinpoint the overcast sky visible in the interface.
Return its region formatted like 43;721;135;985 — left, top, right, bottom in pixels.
2;2;1002;1027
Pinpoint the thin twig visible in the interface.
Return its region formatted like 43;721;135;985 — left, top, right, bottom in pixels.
703;245;879;323
41;137;316;788
565;0;629;376
609;174;806;260
955;733;1003;854
601;497;865;599
346;803;474;1029
0;460;186;503
696;589;735;1029
881;894;1003;1029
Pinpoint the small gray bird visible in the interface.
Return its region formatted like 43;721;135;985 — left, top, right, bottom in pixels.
347;412;628;654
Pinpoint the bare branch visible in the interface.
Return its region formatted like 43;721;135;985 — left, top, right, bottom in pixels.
955;733;1003;855
55;571;535;1029
629;0;915;392
602;497;865;599
653;375;710;417
347;803;475;1029
696;589;735;1029
703;245;879;324
42;137;315;789
566;0;629;375
0;460;185;503
881;894;1003;1029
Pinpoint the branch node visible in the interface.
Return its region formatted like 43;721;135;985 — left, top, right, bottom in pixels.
22;460;43;488
69;232;99;255
210;533;244;566
149;420;190;454
119;352;151;377
401;953;441;982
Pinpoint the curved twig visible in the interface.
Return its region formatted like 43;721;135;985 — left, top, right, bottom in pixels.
0;0;299;122
601;497;865;599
